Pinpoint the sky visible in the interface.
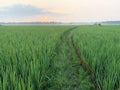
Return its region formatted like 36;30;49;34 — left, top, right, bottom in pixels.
0;0;120;22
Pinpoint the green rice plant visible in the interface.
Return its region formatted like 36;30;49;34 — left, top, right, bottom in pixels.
0;26;72;90
73;25;120;90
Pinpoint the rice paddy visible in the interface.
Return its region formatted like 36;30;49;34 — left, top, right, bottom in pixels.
0;25;120;90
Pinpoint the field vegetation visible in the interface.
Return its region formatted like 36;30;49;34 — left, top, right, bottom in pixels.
73;26;120;90
0;25;120;90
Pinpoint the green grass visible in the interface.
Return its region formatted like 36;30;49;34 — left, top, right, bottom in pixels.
0;26;72;90
73;25;120;90
0;25;120;90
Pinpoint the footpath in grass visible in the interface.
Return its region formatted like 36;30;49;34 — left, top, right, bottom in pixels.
48;27;94;90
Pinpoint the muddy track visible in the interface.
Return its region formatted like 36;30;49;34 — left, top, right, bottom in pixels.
71;36;101;90
61;26;101;90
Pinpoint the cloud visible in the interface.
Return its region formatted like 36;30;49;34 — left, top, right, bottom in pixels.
0;4;61;19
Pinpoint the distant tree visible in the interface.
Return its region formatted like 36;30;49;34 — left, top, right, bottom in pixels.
98;23;101;26
94;23;101;26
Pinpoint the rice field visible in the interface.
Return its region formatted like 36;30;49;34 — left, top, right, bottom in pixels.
0;25;120;90
73;26;120;90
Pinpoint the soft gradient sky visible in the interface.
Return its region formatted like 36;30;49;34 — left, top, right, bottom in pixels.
0;0;120;22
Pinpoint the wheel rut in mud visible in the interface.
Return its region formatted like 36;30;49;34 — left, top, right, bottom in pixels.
71;35;101;90
51;26;101;90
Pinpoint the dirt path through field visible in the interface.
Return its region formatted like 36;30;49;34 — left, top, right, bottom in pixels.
65;26;100;90
49;26;100;90
71;35;101;90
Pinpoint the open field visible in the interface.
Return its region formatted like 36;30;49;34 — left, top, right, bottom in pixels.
0;25;120;90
